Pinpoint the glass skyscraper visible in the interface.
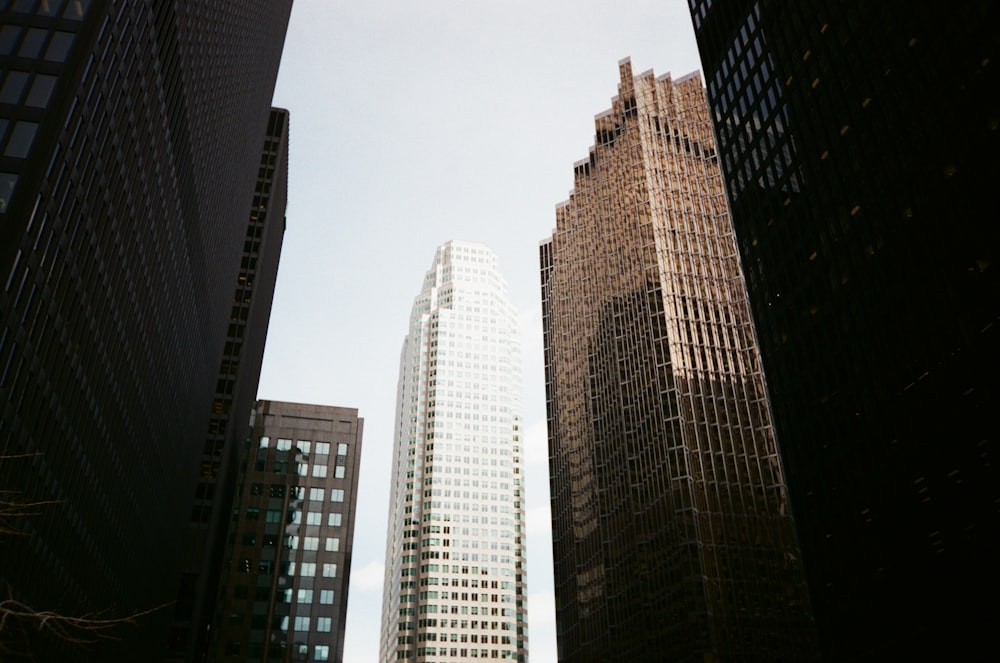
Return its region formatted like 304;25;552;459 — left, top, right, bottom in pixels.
541;59;816;662
0;1;291;660
380;240;528;663
688;2;999;659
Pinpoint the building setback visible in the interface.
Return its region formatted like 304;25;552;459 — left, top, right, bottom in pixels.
380;240;528;663
167;107;290;663
687;2;999;659
541;59;817;662
211;400;364;663
0;1;291;660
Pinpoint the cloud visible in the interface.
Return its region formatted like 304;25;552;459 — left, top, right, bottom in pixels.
350;559;385;592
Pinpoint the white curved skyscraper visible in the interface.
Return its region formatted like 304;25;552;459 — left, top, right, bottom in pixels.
380;241;528;662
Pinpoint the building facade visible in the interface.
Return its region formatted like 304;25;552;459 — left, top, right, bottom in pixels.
380;240;528;663
541;59;816;662
687;2;999;659
0;1;291;659
168;107;290;662
211;400;364;663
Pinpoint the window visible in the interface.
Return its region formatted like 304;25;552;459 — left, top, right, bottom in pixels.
18;28;46;58
322;563;337;578
338;443;348;455
297;440;311;453
63;0;93;20
25;74;57;108
309;488;325;501
3;121;37;159
303;537;319;551
320;590;334;605
44;31;75;62
328;512;342;527
277;438;292;451
294;616;310;632
315;442;330;455
306;511;322;526
297;589;313;604
0;26;21;56
315;645;330;661
0;172;16;214
300;563;316;577
38;0;65;17
266;509;281;523
325;537;340;552
316;616;332;632
330;489;344;502
313;464;327;478
259;436;270;448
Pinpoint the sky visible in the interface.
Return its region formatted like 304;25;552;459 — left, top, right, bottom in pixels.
259;1;703;661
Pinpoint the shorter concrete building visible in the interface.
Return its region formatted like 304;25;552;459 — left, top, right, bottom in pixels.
211;400;363;663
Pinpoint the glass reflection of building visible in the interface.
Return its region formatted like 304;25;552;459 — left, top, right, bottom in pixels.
687;2;999;660
379;241;527;663
540;59;817;662
212;401;363;663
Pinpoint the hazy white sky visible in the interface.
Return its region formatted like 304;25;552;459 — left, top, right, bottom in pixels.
261;1;702;660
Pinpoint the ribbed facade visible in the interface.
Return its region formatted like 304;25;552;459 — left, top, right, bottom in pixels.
688;2;999;659
0;1;291;660
380;240;527;663
211;401;364;663
169;107;290;662
541;59;816;662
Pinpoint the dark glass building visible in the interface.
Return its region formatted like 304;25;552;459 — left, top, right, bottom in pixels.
168;107;290;663
541;59;816;662
687;2;999;659
0;1;291;660
210;400;364;663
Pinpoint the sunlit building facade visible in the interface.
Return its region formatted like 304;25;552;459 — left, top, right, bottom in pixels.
540;59;817;662
380;240;528;663
212;400;364;663
687;2;999;659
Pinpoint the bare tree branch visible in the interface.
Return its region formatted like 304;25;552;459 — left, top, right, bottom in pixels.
0;454;172;656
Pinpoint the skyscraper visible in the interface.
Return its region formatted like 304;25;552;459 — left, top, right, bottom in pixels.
541;59;816;662
380;240;528;663
0;1;291;659
168;107;290;663
210;400;364;663
687;2;999;658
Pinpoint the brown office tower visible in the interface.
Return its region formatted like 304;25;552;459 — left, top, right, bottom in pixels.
211;401;364;663
540;59;817;662
0;2;291;661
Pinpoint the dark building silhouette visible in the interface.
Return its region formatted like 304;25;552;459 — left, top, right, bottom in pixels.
541;59;816;662
168;107;290;663
687;2;999;659
210;400;363;663
0;1;291;660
